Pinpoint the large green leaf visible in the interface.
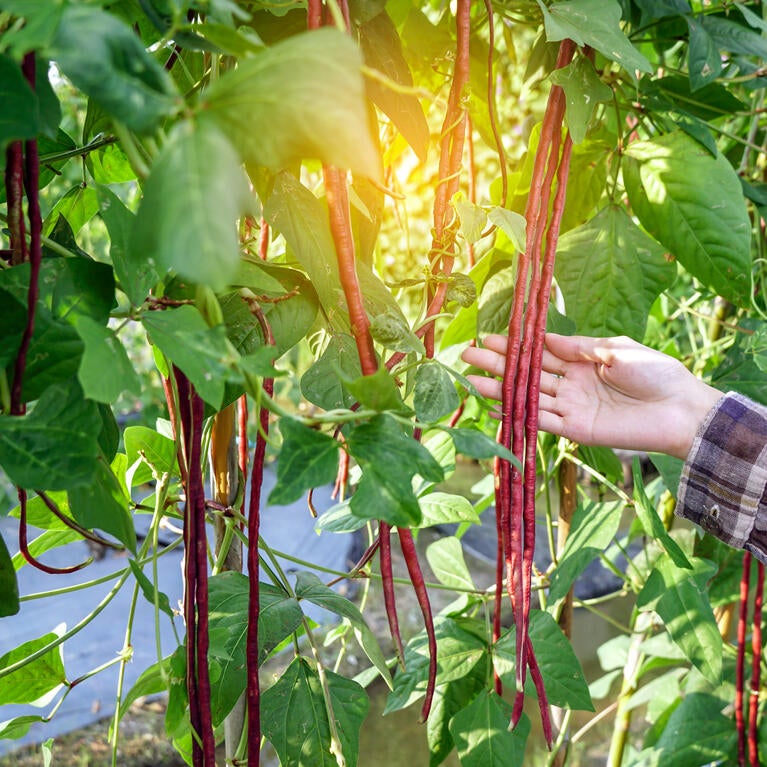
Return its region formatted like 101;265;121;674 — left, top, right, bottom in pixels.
414;361;460;423
67;458;137;552
207;572;303;725
0;53;38;151
75;317;141;404
0;288;26;369
637;557;722;684
294;571;392;689
301;334;363;411
547;500;624;604
549;57;612;144
43;185;99;238
686;16;721;91
426;664;487;767
201;28;378;178
0;631;67;706
97;186;157;306
131;121;252;292
47;5;179;134
494;611;593;711
624;131;751;304
555;205;676;340
426;537;475;592
261;657;369;767
124;425;178;487
268;417;340;505
632;459;691;569
359;10;429;162
0;532;19;617
0;380;100;490
631;693;735;767
417;492;480;529
448;693;530;767
142;305;240;409
537;0;652;74
347;414;443;526
341;367;408;414
385;617;486;713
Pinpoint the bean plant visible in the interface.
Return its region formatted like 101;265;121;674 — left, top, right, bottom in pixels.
0;0;766;765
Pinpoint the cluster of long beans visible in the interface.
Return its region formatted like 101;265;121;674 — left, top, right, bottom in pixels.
494;39;576;744
735;552;765;767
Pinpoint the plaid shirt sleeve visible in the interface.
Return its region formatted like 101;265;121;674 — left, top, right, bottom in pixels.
676;392;767;564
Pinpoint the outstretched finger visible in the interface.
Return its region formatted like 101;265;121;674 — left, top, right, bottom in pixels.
462;345;506;377
465;374;503;403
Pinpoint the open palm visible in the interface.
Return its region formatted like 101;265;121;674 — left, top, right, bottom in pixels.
462;333;722;460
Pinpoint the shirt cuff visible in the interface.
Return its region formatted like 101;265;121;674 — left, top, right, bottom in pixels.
676;392;767;561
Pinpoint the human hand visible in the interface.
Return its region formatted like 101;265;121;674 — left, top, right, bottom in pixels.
461;333;723;460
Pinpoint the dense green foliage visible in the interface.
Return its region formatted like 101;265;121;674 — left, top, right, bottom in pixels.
1;0;766;765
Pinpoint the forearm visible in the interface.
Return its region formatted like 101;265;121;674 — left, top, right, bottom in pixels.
676;392;767;564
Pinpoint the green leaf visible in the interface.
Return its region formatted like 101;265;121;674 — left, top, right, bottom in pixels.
548;500;624;604
207;572;303;725
359;9;429;162
0;380;100;490
124;425;178;487
417;492;480;529
427;664;487;767
632;458;691;569
97;186;156;306
448;692;530;767
131;121;252;292
0;53;38;151
0;287;26;369
48;5;179;134
68;458;137;552
301;334;363;411
555;205;676;340
342;367;408;413
142;305;240;409
686;16;721;91
43;185;99;237
453;193;488;245
537;0;652;74
262;657;369;767
295;571;392;689
624;131;751;304
631;693;735;767
351;468;423;526
487;208;526;252
443;427;521;469
494;611;593;711
0;531;19;617
549;57;612;144
113;657;170;734
414;361;460;423
348;414;443;482
75;317;141;404
426;537;475;591
268;418;339;505
0;715;45;741
477;256;516;335
202;28;378;178
0;1;66;58
314;501;366;533
637;557;722;684
385;617;486;714
369;311;425;355
702;15;767;59
128;560;174;618
0;631;67;706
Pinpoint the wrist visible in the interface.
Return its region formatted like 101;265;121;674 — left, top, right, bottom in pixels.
669;382;723;461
